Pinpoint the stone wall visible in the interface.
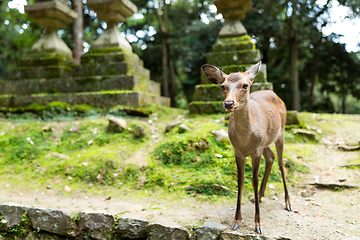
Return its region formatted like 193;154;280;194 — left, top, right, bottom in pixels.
0;203;290;240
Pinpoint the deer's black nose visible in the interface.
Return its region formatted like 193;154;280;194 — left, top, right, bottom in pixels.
224;101;234;109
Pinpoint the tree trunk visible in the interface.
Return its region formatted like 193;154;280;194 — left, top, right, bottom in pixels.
168;53;176;107
72;0;83;65
290;0;300;111
156;7;169;97
342;95;346;113
307;54;319;112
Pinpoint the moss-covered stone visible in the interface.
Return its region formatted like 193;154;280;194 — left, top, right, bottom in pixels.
212;35;255;52
206;49;260;66
0;75;160;96
189;101;226;114
193;83;273;102
9;65;72;80
0;91;170;108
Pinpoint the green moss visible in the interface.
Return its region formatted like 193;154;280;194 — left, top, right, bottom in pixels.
189;101;225;115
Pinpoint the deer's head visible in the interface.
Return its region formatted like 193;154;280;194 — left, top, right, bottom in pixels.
202;61;261;112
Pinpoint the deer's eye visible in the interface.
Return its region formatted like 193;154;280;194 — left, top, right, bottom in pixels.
221;85;225;90
243;84;248;89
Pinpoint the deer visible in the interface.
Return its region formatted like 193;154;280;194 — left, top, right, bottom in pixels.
202;61;292;234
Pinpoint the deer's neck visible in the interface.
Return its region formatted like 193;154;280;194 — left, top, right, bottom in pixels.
232;102;254;135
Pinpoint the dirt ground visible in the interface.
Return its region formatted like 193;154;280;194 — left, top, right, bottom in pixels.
1;114;360;239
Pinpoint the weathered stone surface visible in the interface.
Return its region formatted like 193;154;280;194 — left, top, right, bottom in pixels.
194;83;273;103
211;129;229;142
133;125;146;138
107;117;128;133
27;207;77;237
194;222;227;240
115;217;149;239
0;202;28;229
165;121;182;132
189;101;226;115
220;231;271;240
206;49;260;66
77;211;115;240
0;76;160;96
147;223;191;240
178;124;191;133
286;110;300;125
0;91;170;108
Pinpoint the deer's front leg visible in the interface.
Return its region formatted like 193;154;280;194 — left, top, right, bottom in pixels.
231;153;245;230
251;150;263;234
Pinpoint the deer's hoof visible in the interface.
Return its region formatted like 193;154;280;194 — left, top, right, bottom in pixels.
255;226;263;235
231;222;240;230
286;204;293;212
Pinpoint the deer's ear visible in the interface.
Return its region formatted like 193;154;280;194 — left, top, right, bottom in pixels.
202;64;227;85
245;61;261;81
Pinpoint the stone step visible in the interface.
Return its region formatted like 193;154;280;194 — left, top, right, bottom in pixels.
0;91;170;108
212;35;255;52
71;62;150;80
201;64;268;84
0;75;161;96
189;101;226;114
81;51;144;67
10;65;72;80
206;49;260;66
193;82;273;102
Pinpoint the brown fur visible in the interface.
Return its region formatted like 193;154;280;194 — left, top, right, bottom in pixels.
202;62;292;234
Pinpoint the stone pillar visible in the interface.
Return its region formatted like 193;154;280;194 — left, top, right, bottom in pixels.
189;0;273;114
87;0;137;52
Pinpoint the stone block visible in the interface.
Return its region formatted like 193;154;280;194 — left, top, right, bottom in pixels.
81;51;144;67
194;83;273;102
147;223;191;240
0;91;170;108
27;207;77;237
0;76;161;96
9;66;71;80
71;62;150;81
206;49;260;66
219;230;271;240
189;101;226;115
0;203;28;229
286;110;300;125
115;217;149;239
77;211;115;240
212;35;255;52
194;222;228;240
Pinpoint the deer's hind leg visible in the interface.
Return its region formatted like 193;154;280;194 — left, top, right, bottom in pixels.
258;147;275;200
275;137;292;212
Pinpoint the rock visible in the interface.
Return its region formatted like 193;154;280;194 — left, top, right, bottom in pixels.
276;237;293;240
165;121;182;132
178;124;191;133
194;222;227;240
0;202;27;229
107;117;128;133
286;110;300;125
133;126;146;138
49;152;70;159
115;217;149;239
220;230;271;240
77;211;115;240
292;129;316;140
211;129;229;142
69;125;81;133
147;223;191;240
28;207;77;237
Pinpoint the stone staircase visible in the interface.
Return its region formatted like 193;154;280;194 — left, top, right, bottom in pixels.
0;48;170;109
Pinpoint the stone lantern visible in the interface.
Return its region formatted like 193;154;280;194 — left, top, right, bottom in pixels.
25;0;78;58
214;0;251;37
87;0;137;52
189;0;273;114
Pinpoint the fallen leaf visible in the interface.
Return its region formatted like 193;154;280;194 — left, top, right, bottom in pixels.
64;185;71;192
87;139;93;145
294;209;299;213
105;196;112;201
